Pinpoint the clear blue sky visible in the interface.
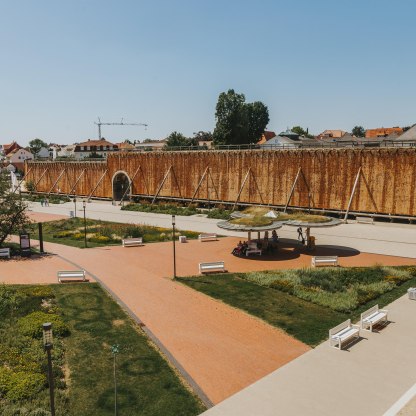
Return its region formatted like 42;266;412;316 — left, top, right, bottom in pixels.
1;0;415;145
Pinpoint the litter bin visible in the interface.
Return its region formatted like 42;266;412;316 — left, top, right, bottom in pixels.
69;210;75;218
179;235;187;243
408;288;416;300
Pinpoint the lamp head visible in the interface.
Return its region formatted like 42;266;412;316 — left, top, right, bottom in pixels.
42;322;53;349
172;215;175;226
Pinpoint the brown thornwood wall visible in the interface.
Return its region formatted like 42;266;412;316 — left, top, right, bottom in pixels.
25;148;416;216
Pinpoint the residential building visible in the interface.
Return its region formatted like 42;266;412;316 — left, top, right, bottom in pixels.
257;131;276;145
117;141;136;152
316;130;347;140
395;124;416;141
3;141;22;156
365;127;403;138
5;148;34;171
73;138;118;159
135;139;166;151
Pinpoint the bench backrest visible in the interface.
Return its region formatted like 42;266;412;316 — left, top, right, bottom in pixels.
361;305;379;320
200;261;224;269
124;237;142;242
199;233;216;238
57;270;85;278
248;242;258;249
314;256;338;261
329;319;351;337
0;248;10;254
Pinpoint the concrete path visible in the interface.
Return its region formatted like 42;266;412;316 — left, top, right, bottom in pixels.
202;294;416;416
28;201;416;258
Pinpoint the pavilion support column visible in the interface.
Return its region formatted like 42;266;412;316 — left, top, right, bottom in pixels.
257;231;260;240
248;231;251;242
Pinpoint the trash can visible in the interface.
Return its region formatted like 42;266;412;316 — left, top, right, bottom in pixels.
408;288;416;300
179;236;187;243
69;210;74;218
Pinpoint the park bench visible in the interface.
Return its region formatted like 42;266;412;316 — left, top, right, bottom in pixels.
0;248;11;259
246;242;262;256
356;216;374;224
198;233;217;242
407;288;416;300
122;237;143;247
329;319;360;350
311;256;338;267
57;270;86;283
360;305;388;332
199;261;225;274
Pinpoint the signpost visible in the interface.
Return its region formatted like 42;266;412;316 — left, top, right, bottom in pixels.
19;232;31;257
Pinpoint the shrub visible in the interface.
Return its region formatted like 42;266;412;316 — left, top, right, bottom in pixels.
90;235;111;243
18;311;69;339
6;371;45;401
407;266;416;277
52;230;75;238
0;367;12;396
72;233;84;240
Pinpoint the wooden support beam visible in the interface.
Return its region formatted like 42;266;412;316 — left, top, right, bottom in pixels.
11;167;32;194
68;169;86;196
31;168;49;194
120;166;141;204
152;166;172;204
47;169;66;195
139;166;150;195
250;171;265;205
284;167;301;212
87;169;108;201
207;168;220;201
170;166;182;199
232;169;251;211
189;166;209;206
344;167;362;222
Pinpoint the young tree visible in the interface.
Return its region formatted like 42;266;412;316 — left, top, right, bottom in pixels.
352;126;365;137
213;89;269;145
0;171;31;246
164;131;190;148
291;126;314;139
28;138;48;158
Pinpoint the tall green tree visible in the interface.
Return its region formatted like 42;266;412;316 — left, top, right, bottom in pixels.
213;89;269;145
28;138;48;158
0;171;31;246
352;126;365;137
291;126;314;139
164;131;190;148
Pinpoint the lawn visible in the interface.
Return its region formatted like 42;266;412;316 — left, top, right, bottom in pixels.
178;266;416;346
28;218;200;249
0;283;205;415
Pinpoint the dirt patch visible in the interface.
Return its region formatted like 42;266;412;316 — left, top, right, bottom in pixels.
112;319;125;327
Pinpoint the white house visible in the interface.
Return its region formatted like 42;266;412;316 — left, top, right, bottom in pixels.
6;148;34;170
73;138;118;159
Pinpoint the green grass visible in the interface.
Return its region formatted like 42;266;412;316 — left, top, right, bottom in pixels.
178;269;416;347
0;284;205;415
28;218;200;248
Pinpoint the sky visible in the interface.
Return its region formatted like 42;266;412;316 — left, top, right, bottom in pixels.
1;0;415;146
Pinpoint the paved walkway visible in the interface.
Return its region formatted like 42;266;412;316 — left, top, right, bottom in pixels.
203;294;416;416
28;201;416;258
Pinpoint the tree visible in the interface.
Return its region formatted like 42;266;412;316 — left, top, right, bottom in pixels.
213;89;269;145
352;126;365;137
164;131;190;148
0;171;31;246
28;138;48;158
191;131;213;146
291;126;314;139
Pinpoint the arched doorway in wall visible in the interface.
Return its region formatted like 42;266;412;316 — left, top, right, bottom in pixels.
112;171;131;201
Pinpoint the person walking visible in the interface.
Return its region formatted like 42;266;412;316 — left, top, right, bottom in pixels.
41;199;44;207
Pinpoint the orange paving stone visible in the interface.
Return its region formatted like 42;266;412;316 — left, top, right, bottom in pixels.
27;211;68;223
1;235;415;404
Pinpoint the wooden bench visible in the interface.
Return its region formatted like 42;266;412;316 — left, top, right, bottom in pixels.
356;216;374;224
311;256;338;267
199;261;225;274
198;233;217;242
122;237;143;247
246;243;262;256
0;248;11;259
408;288;416;300
57;270;86;283
360;305;388;332
329;319;360;350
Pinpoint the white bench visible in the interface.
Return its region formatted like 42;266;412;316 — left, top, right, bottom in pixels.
312;256;338;267
360;305;388;332
122;237;143;247
0;248;11;259
408;288;416;300
57;270;86;283
246;243;262;256
199;261;225;274
198;233;217;242
329;319;360;350
356;216;374;224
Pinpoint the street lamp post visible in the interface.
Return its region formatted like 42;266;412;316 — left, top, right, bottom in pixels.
172;215;176;279
73;197;77;218
42;323;56;416
111;344;119;416
83;200;87;248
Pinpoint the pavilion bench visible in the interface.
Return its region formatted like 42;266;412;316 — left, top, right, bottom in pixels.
0;248;11;259
198;233;217;242
408;288;416;300
246;243;262;256
360;305;388;332
199;261;225;274
311;256;338;267
122;237;143;247
57;270;86;283
329;319;360;350
356;216;374;224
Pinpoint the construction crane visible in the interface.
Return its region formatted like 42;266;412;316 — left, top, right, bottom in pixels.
94;117;148;139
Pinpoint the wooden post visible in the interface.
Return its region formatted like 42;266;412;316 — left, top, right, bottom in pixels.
11;166;32;194
87;169;108;201
152;166;172;204
31;168;49;194
284;167;301;212
68;169;86;196
120;166;141;203
251;172;265;205
47;169;66;195
232;169;251;211
343;167;362;222
189;166;209;206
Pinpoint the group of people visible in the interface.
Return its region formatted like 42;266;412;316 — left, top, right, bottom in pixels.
232;230;280;256
40;198;50;207
231;241;249;256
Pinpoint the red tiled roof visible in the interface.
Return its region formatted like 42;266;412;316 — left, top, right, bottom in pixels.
77;138;115;147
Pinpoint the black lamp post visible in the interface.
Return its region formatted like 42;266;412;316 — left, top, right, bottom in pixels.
83;200;87;248
43;323;56;416
172;215;176;279
73;197;77;218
